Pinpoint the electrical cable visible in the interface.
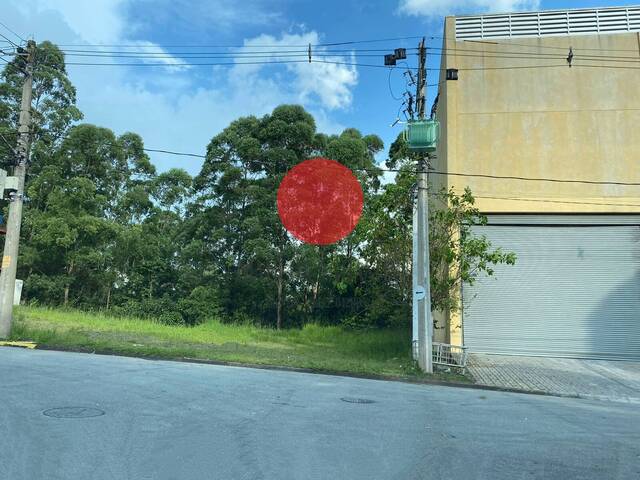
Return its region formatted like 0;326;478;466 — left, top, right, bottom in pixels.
58;45;640;64
55;48;640;68
64;59;311;67
0;132;17;153
3;128;639;208
61;52;391;59
426;169;640;186
53;36;424;48
426;45;640;62
473;195;640;208
0;32;19;49
0;20;25;43
425;49;640;64
141;148;205;158
387;66;403;100
107;146;640;187
3;125;638;187
429;35;640;53
59;47;417;55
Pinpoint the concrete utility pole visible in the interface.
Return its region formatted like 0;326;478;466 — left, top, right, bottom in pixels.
414;37;434;373
0;40;35;338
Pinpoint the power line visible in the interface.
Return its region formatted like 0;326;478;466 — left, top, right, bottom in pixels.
53;36;425;49
316;59;640;72
116;146;640;188
426;49;640;65
0;20;25;43
65;59;311;67
56;46;640;67
474;195;640;208
61;52;389;59
0;32;19;49
59;47;414;55
142;147;205;159
3;132;639;207
5;125;639;187
427;170;640;186
429;35;640;54
29;49;638;71
387;66;403;100
427;45;640;62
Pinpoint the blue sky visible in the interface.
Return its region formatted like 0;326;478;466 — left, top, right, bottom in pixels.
3;0;639;175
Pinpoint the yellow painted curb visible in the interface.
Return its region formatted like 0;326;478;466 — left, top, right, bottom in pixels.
0;341;37;349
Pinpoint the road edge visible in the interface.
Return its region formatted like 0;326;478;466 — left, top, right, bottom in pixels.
4;343;584;400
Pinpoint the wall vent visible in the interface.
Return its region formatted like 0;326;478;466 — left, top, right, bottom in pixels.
455;6;640;40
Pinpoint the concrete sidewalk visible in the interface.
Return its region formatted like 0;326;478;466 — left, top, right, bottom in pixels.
467;354;640;403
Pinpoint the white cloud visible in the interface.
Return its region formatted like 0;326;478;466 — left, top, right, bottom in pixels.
398;0;541;18
24;0;125;43
234;32;358;110
3;1;355;175
108;41;191;71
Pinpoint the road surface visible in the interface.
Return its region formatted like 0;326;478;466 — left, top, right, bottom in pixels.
0;348;638;479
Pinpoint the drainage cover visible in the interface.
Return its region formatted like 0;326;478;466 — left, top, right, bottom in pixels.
43;407;105;418
340;397;375;404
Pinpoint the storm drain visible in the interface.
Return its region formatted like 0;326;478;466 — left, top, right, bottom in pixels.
340;397;375;404
43;407;105;418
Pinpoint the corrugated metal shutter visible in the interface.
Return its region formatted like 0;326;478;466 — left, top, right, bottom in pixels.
463;218;640;360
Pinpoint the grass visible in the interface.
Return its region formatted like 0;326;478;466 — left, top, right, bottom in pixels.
9;306;469;382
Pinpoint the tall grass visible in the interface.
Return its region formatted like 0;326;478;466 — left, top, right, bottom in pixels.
10;306;465;381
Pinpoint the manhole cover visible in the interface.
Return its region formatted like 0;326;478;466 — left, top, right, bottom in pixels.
43;407;105;418
340;397;375;404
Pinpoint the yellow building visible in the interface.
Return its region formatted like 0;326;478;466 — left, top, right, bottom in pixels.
432;5;640;360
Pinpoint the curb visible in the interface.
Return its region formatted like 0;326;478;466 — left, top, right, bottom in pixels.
4;343;585;400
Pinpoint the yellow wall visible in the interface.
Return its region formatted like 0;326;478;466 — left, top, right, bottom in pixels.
433;17;640;344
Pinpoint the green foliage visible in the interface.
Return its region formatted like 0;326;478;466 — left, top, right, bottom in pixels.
12;306;467;381
430;187;517;313
1;42;515;337
157;311;185;326
115;297;184;323
381;133;517;322
177;286;221;325
190;104;384;329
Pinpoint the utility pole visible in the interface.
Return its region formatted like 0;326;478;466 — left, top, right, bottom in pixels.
414;37;434;373
0;40;35;338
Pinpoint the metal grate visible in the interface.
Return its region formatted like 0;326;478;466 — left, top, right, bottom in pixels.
433;342;468;368
455;6;640;39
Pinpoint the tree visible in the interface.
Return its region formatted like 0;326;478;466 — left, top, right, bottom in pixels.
0;40;511;333
21;124;165;307
191;105;383;328
0;41;82;171
429;187;516;314
369;133;516;323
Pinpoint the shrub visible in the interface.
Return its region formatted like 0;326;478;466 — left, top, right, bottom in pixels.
157;311;185;326
119;297;184;323
177;286;221;325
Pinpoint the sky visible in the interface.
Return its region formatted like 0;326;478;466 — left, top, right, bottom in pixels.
2;0;638;176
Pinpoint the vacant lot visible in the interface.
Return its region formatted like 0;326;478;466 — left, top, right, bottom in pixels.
10;307;467;381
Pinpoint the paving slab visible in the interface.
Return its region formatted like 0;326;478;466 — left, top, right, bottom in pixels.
467;353;640;403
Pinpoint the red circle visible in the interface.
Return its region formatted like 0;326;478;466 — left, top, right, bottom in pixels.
277;158;364;245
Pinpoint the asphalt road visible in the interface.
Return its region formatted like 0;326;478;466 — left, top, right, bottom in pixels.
1;348;639;480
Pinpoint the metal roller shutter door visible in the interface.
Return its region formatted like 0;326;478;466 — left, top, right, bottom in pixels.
462;218;640;360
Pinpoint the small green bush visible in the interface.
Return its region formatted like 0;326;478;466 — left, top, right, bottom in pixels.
119;297;183;323
177;286;221;325
157;311;185;326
